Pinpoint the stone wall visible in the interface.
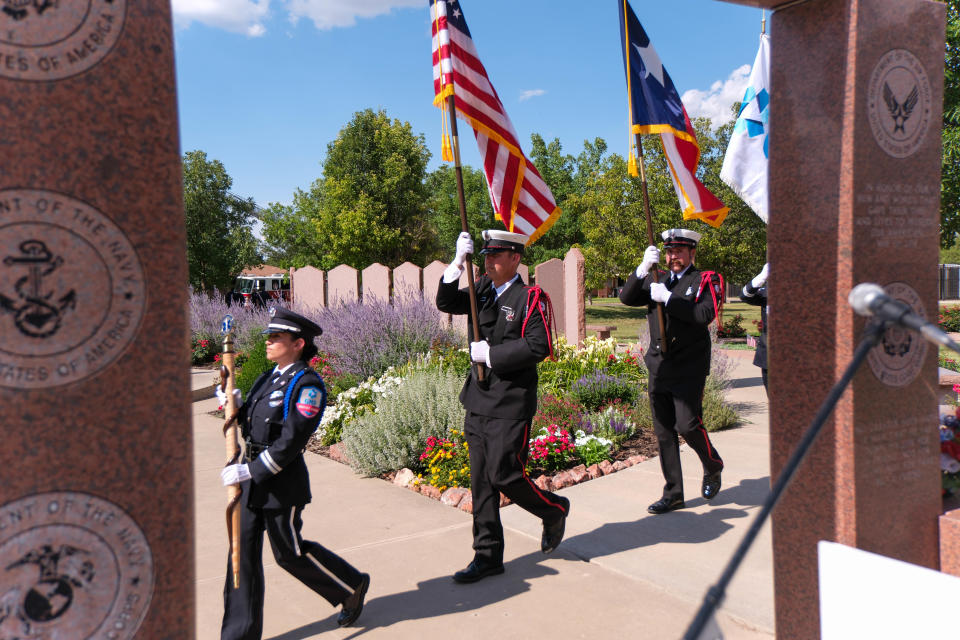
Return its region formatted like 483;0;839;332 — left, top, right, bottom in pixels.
290;250;586;345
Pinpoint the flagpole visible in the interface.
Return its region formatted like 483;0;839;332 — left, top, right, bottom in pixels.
446;93;486;382
622;0;667;354
634;135;669;354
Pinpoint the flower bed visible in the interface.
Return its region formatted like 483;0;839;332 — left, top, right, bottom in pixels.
307;336;738;506
942;409;960;497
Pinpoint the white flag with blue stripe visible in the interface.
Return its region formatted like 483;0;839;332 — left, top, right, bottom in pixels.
721;33;770;223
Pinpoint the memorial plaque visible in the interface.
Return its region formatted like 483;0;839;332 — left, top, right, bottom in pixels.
0;1;192;638
767;1;945;638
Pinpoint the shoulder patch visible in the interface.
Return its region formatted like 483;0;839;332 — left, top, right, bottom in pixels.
295;386;323;418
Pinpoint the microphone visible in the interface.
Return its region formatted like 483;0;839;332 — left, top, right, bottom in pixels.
848;282;960;353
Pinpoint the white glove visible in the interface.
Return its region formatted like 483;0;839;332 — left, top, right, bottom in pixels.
443;232;474;283
470;340;491;366
454;232;474;267
650;282;672;304
637;246;660;277
221;463;251;486
216;386;242;408
751;263;769;289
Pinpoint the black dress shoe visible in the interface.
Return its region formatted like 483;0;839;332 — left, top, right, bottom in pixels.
647;496;685;514
541;496;570;554
702;470;722;500
337;573;370;627
452;559;505;584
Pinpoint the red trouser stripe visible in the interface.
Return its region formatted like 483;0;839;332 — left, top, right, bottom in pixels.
696;417;723;465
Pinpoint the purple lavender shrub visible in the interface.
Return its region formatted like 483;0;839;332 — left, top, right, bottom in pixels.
571;371;638;412
293;290;459;380
189;288;273;355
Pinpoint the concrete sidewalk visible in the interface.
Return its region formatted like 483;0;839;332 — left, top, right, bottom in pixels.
193;350;775;639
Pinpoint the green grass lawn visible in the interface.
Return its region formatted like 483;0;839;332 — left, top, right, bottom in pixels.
585;297;764;343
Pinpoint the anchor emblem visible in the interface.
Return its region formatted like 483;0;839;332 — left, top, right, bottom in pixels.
0;239;76;338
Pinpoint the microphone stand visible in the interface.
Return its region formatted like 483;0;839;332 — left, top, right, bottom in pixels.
682;319;888;640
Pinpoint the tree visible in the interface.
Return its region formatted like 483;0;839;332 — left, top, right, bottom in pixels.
573;153;650;290
942;0;960;247
261;109;433;270
183;150;261;292
259;192;325;268
423;163;495;265
315;109;433;268
574;117;766;290
525;134;585;266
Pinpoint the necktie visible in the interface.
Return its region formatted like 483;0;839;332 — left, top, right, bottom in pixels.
666;275;678;290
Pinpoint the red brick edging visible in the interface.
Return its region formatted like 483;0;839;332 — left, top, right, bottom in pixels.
395;455;650;513
323;442;649;513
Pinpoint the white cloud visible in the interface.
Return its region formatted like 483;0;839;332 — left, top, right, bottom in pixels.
172;0;422;36
172;0;271;36
681;64;751;128
285;0;424;30
519;89;546;102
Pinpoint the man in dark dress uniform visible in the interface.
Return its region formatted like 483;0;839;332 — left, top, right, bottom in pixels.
619;228;725;514
739;262;769;394
436;229;570;583
219;308;369;639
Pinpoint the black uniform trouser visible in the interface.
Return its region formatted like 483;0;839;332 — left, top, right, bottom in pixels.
221;501;364;640
464;412;569;565
649;380;724;502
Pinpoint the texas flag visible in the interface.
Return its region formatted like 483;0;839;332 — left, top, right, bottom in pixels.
721;33;771;223
619;0;728;227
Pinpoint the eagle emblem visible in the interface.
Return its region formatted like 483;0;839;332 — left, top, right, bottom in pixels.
883;82;919;134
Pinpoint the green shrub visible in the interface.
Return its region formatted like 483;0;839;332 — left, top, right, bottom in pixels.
538;336;645;398
570;372;638;412
315;369;404;446
191;334;218;365
717;313;747;339
416;431;470;490
532;395;583;434
578;404;636;445
417;344;472;378
234;336;269;397
702;376;739;432
342;369;466;476
527;425;578;474
941;349;960;373
941;306;960;332
574;433;613;466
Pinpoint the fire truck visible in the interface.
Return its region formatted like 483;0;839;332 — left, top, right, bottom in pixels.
230;271;290;308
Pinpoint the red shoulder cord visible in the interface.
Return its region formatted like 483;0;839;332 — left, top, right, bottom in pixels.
521;285;557;361
695;271;725;326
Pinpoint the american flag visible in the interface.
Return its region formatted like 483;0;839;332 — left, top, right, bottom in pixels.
430;0;560;244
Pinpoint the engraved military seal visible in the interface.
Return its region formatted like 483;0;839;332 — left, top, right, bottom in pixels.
867;48;933;159
866;281;927;387
0;189;145;389
0;492;153;639
0;0;127;81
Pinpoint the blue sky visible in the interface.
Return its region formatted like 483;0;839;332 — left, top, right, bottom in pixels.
172;0;766;209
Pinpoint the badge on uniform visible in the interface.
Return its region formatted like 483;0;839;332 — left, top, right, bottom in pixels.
501;305;515;321
685;286;693;296
296;386;323;418
268;389;284;407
